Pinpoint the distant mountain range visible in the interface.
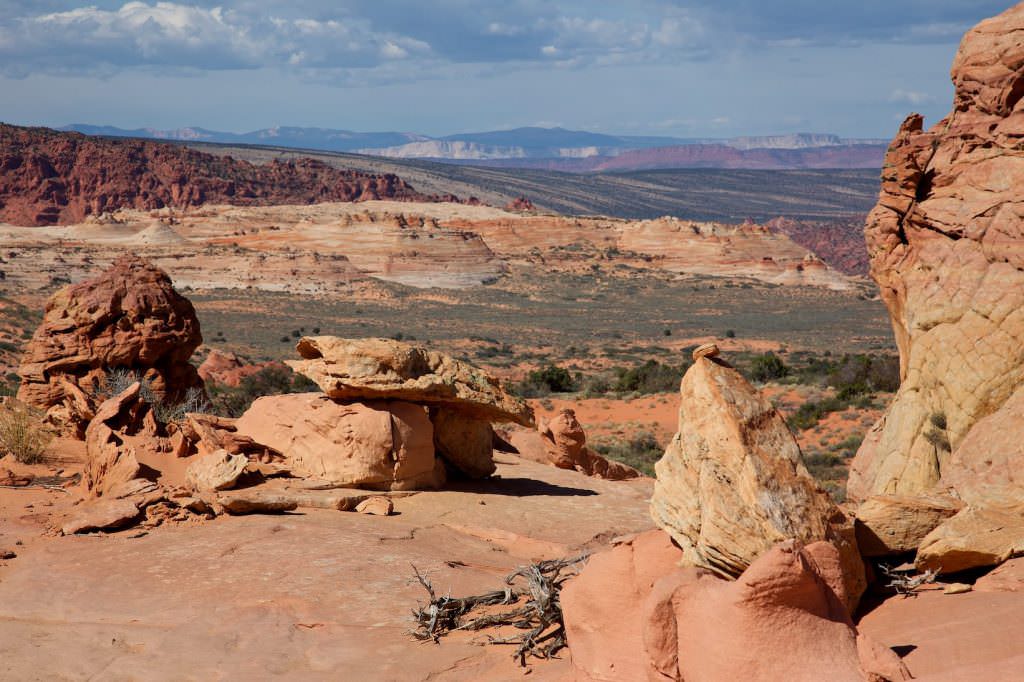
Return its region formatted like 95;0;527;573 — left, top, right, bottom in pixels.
61;124;888;171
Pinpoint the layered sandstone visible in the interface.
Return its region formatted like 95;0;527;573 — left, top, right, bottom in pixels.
17;255;204;428
847;4;1024;572
650;354;841;579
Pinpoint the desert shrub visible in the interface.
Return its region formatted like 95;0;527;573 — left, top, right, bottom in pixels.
830;435;864;458
207;364;318;418
748;352;789;382
929;412;947;430
612;360;686;394
0;375;17;398
96;368;210;425
593;432;663;476
787;396;846;430
511;365;577;397
0;402;53;464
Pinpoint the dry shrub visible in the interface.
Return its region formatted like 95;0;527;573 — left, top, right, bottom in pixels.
0;401;53;464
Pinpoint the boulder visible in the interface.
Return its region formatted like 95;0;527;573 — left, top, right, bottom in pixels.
176;412;280;460
855;494;962;557
285;336;533;426
16;255;205;425
62;498;141;535
561;530;684;681
849;3;1024;502
215;490;299;515
643;541;910;682
429;407;496;479
563;539;909;682
540;409;640;480
916;506;1024;574
354;496;394;516
83;384;145;497
235;393;444;491
185;449;248;492
650;355;839;579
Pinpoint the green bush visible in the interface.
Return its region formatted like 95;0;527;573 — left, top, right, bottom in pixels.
749;353;789;382
612;360;685;394
593;432;663;476
511;364;577;397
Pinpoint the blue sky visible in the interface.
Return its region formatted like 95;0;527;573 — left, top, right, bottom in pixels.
0;1;1011;137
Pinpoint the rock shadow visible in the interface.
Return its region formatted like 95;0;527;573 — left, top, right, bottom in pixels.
450;476;598;497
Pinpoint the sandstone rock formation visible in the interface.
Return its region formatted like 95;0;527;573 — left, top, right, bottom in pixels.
429;407;497;479
847;4;1024;573
185;450;248;492
538;409;640;480
17;255;205;429
650;354;840;579
197;350;274;387
83;384;146;497
287;336;533;425
0;123;441;226
563;536;910;682
236;393;444;491
561;530;685;681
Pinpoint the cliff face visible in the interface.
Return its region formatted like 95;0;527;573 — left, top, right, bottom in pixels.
850;3;1024;499
0;124;434;226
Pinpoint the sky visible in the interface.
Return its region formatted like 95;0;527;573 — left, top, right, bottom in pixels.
0;1;1013;138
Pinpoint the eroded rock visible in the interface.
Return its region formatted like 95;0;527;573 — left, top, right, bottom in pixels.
285;336;533;426
185;449;248;492
16;255;205;431
540;409;640;480
236;393;444;491
650;355;839;579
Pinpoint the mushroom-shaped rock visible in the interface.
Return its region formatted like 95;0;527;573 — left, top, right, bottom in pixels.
16;255;205;429
285;336;533;426
650;355;843;580
235;393;443;491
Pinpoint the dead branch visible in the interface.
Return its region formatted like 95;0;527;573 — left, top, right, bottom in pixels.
410;553;588;665
880;564;939;596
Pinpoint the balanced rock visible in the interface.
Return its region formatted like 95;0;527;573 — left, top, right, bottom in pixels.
540;409;640;480
16;255;205;427
650;355;840;579
236;393;443;491
285;336;533;426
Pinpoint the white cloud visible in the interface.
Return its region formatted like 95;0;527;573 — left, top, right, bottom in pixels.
889;88;935;105
0;2;432;75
